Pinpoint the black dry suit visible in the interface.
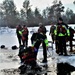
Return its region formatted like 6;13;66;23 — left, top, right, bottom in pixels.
34;33;49;63
18;33;48;64
54;22;70;55
31;32;38;45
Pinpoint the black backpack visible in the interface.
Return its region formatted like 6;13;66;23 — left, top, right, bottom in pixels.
11;45;18;50
0;45;5;49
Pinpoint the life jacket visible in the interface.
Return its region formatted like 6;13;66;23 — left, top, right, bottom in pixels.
22;27;28;41
33;33;49;47
56;25;67;36
22;27;28;35
22;46;38;64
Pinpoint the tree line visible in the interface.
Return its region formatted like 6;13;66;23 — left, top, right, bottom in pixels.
0;0;75;28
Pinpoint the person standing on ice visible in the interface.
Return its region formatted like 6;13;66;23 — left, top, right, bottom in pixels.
18;25;29;48
49;23;56;43
16;25;22;47
38;23;48;63
22;25;29;48
68;27;74;52
54;17;70;56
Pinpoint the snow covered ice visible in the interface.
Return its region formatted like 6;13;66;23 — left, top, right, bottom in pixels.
0;25;75;75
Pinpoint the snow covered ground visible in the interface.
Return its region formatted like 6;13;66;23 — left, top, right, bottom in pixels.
0;25;75;75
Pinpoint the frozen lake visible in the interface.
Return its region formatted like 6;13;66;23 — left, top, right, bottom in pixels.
0;25;75;75
0;25;75;48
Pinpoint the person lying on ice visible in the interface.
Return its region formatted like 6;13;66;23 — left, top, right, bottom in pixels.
18;32;49;74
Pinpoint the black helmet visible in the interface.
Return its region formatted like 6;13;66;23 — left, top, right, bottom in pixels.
59;17;63;21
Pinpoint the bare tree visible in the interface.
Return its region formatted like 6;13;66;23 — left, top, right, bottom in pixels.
73;1;75;5
51;0;64;21
1;0;19;27
34;8;43;25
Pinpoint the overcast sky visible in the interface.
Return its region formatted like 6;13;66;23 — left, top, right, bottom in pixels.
0;0;75;12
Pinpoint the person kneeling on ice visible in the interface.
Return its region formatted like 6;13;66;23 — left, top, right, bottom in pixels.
19;46;41;74
18;33;49;74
